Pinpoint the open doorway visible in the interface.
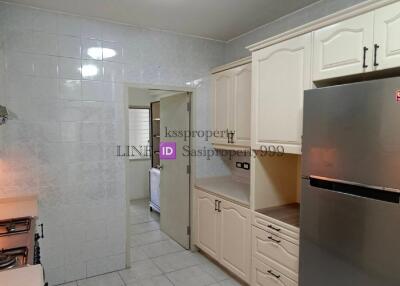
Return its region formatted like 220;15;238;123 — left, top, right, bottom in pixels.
125;86;193;261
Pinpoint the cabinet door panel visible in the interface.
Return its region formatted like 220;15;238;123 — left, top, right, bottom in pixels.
219;199;251;283
252;258;297;286
195;190;219;260
313;12;374;81
232;64;251;147
212;72;231;145
374;1;400;70
252;33;311;154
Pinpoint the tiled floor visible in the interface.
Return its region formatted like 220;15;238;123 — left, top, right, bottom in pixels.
59;199;243;286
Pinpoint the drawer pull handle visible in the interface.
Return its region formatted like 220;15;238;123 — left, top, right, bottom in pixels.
268;236;281;243
267;225;281;232
267;270;281;279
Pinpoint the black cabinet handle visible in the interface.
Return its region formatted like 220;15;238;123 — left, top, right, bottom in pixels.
374;44;380;67
217;200;221;212
215;200;218;211
267;225;281;232
267;270;281;279
268;236;281;243
362;46;368;68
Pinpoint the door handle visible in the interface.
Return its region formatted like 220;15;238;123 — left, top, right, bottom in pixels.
362;46;368;68
374;44;380;67
267;225;281;232
268;236;281;244
267;270;281;279
214;200;218;211
217;200;221;212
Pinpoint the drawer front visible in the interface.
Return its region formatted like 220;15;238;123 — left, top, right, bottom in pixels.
252;258;297;286
252;226;298;280
252;212;299;244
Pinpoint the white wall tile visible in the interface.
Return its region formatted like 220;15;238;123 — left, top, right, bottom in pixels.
103;61;124;82
81;19;103;40
81;38;102;60
58;57;82;79
58;35;82;58
102;41;124;62
57;14;81;37
32;55;58;78
31;31;58;56
58;79;82;100
32;9;57;33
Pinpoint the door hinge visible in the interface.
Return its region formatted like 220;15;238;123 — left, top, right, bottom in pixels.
187;226;191;235
187;102;191;112
187;165;191;174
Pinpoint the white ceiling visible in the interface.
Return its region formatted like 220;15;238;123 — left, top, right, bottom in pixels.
6;0;321;41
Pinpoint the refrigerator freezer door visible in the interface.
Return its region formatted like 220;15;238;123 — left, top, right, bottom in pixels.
302;77;400;189
299;178;400;286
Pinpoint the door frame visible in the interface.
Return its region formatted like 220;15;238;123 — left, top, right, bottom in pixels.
122;82;197;267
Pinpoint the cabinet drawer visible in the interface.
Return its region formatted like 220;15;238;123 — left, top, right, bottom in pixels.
252;226;298;281
252;212;299;244
252;258;297;286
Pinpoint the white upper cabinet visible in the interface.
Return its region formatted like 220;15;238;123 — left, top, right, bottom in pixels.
212;63;251;148
374;1;400;70
232;64;252;147
313;12;374;81
252;33;312;154
212;72;231;145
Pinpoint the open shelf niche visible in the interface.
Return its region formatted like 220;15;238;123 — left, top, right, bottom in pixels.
250;151;301;215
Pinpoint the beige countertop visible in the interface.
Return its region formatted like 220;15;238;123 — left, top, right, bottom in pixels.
0;265;44;286
195;176;250;207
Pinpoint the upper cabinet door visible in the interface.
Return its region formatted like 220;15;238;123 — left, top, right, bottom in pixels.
219;199;251;283
252;33;312;154
313;12;374;81
232;63;252;147
374;1;400;70
212;71;231;145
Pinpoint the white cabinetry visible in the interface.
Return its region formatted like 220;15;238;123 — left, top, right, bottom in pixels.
212;63;251;148
313;12;374;81
374;1;400;70
194;189;251;283
252;33;312;154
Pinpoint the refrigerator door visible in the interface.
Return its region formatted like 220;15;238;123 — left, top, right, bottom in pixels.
299;178;400;286
302;77;400;189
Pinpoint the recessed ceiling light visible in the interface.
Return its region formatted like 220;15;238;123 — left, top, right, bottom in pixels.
87;47;117;60
80;64;99;77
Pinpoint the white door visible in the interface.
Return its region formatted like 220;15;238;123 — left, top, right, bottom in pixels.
212;71;231;145
195;190;220;260
232;63;251;147
374;1;400;70
252;33;312;154
160;92;190;249
313;12;374;81
219;199;251;283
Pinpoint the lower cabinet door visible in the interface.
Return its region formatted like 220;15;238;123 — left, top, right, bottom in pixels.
219;199;251;283
195;190;219;260
252;258;297;286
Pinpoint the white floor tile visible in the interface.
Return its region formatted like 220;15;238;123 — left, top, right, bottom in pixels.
141;239;184;258
130;245;149;263
153;251;206;273
131;221;160;235
131;229;169;247
120;259;163;282
59;283;78;286
77;272;124;286
125;274;174;286
198;261;231;282
166;265;216;286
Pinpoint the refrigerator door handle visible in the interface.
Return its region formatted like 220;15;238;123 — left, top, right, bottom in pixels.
307;175;400;204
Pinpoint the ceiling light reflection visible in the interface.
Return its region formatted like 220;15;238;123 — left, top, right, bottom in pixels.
80;64;99;77
87;47;117;60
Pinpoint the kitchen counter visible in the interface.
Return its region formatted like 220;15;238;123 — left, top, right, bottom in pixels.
196;176;250;207
256;203;300;228
0;265;44;286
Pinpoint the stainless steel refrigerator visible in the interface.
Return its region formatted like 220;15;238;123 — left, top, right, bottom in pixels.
300;77;400;286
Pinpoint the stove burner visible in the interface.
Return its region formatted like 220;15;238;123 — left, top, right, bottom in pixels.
0;252;17;269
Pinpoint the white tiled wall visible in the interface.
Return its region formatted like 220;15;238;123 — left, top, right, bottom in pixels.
0;2;227;285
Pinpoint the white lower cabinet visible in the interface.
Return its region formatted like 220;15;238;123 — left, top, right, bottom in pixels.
194;189;251;283
252;258;297;286
195;190;219;260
